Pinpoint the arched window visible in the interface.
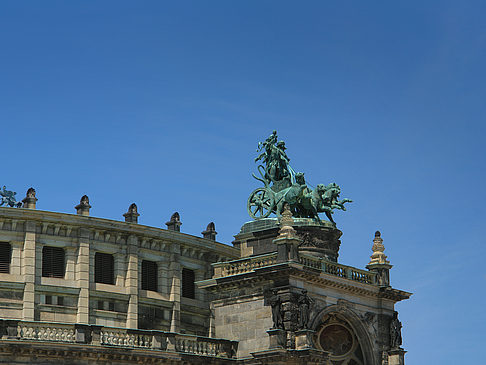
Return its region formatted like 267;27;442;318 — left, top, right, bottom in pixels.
315;313;366;365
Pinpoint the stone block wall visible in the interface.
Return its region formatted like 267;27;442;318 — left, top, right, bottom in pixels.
214;295;272;358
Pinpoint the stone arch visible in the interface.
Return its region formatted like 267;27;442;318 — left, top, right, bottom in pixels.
309;304;377;365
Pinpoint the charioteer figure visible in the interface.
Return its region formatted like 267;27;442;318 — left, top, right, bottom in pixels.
247;131;352;224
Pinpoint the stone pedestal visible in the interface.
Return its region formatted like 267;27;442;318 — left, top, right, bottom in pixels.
233;218;342;261
267;328;286;349
295;329;315;350
387;348;406;365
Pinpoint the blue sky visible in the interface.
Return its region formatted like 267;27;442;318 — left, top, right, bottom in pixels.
1;2;485;363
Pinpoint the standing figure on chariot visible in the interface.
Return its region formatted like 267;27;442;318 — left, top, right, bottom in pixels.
255;130;293;186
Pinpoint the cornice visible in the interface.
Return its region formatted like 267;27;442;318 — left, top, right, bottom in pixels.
0;207;238;258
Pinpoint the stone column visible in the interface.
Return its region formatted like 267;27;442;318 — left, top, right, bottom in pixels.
168;246;181;332
22;221;36;321
76;228;90;324
125;235;138;329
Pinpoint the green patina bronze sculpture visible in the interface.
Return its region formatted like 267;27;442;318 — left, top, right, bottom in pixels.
0;186;22;208
247;131;352;223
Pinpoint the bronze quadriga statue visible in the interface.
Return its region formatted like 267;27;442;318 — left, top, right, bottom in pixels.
247;131;352;224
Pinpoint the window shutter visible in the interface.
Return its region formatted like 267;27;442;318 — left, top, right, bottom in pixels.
182;268;195;299
95;253;114;285
42;246;65;278
0;243;11;274
141;260;158;292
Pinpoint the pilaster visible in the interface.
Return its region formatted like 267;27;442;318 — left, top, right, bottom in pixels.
10;241;23;276
65;246;76;281
125;235;138;329
169;245;181;332
22;221;36;321
76;228;90;324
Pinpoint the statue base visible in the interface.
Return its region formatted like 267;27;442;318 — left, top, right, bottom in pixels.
233;218;342;262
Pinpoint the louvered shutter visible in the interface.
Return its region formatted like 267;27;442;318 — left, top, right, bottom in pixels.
95;253;114;284
182;268;195;299
0;243;11;274
141;260;157;292
42;246;65;278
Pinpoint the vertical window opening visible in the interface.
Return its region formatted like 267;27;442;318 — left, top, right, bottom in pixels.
42;246;65;278
94;252;114;285
0;242;11;274
182;268;195;299
141;260;158;292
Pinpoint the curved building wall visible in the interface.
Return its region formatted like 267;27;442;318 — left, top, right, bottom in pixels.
0;207;238;336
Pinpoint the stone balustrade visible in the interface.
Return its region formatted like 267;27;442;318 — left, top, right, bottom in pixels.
213;252;376;285
0;320;237;359
299;254;376;285
213;253;278;277
18;321;76;342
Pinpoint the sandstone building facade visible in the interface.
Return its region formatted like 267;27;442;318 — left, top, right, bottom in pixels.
0;190;411;364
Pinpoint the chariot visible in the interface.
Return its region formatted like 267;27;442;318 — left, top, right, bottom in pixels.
247;165;296;219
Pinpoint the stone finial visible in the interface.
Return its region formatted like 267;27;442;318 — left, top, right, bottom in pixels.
166;212;182;232
75;195;91;216
123;203;140;223
368;231;390;265
22;187;38;209
273;205;301;263
202;222;217;240
366;231;392;286
277;204;298;240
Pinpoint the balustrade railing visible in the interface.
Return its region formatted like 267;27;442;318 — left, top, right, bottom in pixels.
213;252;376;286
298;254;376;285
1;321;237;359
213;253;277;277
101;328;152;348
18;321;75;343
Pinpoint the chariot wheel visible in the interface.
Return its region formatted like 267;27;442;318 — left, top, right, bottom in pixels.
247;188;275;219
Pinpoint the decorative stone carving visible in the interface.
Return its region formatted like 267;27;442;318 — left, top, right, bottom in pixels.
368;231;389;265
268;290;284;329
165;212;182;232
297;290;313;330
202;222;217;240
274;206;301;263
75;195;91;216
22;187;38;209
123;203;139;223
389;312;402;349
366;231;393;286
